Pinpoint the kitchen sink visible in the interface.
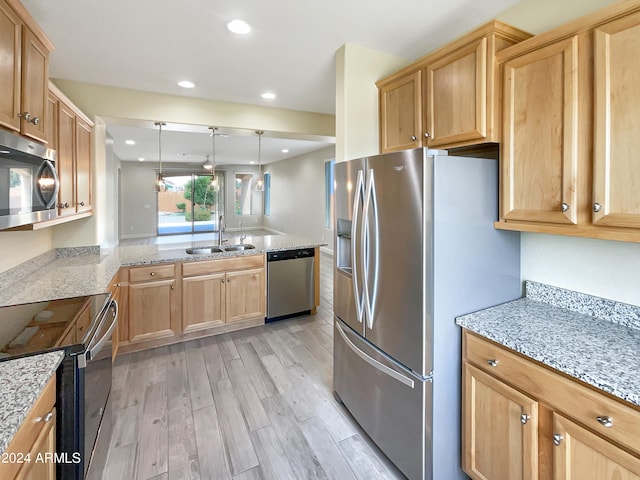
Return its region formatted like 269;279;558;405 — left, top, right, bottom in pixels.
185;246;224;254
185;244;255;254
224;244;256;251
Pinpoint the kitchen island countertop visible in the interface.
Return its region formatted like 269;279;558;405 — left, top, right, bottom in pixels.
0;351;64;455
0;234;325;307
456;281;640;408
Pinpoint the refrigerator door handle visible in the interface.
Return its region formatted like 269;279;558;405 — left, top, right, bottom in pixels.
336;320;415;389
351;170;365;324
363;168;379;329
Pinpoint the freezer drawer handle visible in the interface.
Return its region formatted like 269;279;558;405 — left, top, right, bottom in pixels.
336;322;414;389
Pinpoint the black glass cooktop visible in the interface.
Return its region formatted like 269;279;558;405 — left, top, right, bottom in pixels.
0;293;111;360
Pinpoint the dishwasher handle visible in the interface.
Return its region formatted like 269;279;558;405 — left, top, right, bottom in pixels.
267;248;315;261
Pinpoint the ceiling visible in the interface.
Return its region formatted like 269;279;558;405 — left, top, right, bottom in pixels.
21;0;520;164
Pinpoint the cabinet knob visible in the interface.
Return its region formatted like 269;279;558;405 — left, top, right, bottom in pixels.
150;272;156;276
32;117;40;125
424;132;431;139
411;135;417;141
79;201;85;207
114;282;121;287
18;112;31;122
487;359;499;367
553;433;564;446
64;202;70;208
34;411;54;423
596;415;613;428
520;414;531;425
561;203;569;212
57;203;65;209
593;202;602;213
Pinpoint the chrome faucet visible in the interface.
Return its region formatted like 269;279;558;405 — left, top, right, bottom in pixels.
218;214;226;247
239;221;246;244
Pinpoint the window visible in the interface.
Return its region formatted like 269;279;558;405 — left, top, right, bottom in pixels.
325;159;335;228
264;172;271;216
235;172;253;215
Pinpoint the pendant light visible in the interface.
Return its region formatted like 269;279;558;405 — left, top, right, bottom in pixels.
153;122;166;192
208;126;220;191
255;130;264;192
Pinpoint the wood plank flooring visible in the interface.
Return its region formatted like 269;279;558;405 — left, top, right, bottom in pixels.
98;252;405;479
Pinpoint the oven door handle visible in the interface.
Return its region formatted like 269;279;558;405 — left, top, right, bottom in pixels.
78;300;118;368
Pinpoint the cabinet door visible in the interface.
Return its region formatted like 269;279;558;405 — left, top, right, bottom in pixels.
0;0;21;132
128;279;176;342
17;410;56;480
501;36;580;225
182;273;225;332
20;27;48;143
75;117;92;213
57;102;76;216
593;11;640;229
425;37;487;147
225;268;265;323
379;70;423;153
553;413;640;480
463;363;538;480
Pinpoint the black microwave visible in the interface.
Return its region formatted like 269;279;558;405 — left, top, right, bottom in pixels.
0;129;59;230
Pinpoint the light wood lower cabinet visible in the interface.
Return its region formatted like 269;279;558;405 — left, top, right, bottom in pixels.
463;363;538;480
462;330;640;480
0;374;56;480
117;254;266;355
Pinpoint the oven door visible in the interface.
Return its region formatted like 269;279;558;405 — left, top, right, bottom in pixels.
82;300;117;479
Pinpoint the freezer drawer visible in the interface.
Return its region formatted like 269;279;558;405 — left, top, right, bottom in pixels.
333;319;432;480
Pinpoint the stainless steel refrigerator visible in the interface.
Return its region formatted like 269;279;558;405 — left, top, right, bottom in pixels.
333;148;521;480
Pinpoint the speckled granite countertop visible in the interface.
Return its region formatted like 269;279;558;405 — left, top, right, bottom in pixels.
456;281;640;407
0;234;325;307
0;351;64;454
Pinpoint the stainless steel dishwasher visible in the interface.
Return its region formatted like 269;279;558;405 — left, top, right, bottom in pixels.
266;248;315;322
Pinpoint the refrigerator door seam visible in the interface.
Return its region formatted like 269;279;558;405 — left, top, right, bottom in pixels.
336;320;415;388
351;169;365;324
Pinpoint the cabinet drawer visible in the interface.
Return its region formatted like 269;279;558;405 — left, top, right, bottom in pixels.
129;263;175;282
0;374;56;480
464;331;640;455
182;254;264;277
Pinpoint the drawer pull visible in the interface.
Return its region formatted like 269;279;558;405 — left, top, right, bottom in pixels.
34;411;54;423
520;414;531;425
596;416;613;428
553;434;564;446
150;272;156;276
487;359;499;367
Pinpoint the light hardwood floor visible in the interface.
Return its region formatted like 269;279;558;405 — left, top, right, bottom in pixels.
99;252;405;479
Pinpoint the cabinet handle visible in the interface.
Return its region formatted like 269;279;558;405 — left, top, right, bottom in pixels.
114;283;121;287
150;272;156;276
32;117;40;125
411;135;417;141
424;132;430;139
561;203;569;212
487;359;499;367
593;202;602;213
18;112;31;122
520;414;530;425
553;434;563;446
221;278;225;284
596;416;613;428
79;201;85;207
171;285;175;290
34;411;54;423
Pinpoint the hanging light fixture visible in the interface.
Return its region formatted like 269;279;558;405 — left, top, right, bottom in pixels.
153;122;166;192
208;126;220;191
255;130;264;192
203;154;213;170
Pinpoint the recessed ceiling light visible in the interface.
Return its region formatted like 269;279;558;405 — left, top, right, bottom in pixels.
125;140;135;145
178;80;195;89
138;157;145;162
227;19;251;35
261;92;276;100
250;161;256;164
281;149;289;153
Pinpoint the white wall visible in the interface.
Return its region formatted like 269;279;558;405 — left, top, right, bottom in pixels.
262;146;335;244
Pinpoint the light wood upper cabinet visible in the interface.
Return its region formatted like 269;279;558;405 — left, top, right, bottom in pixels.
75;117;92;213
0;0;53;143
593;11;640;229
425;37;488;147
377;20;530;153
553;413;640;480
56;100;76;216
463;362;538;480
378;70;423;153
501;35;581;225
